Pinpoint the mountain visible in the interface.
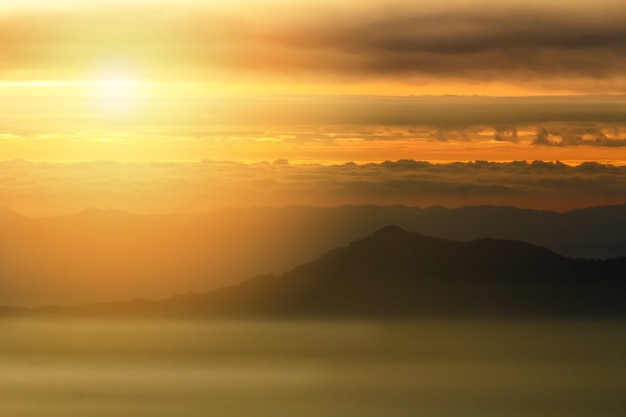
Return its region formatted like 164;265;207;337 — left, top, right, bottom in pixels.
23;227;626;319
1;203;626;306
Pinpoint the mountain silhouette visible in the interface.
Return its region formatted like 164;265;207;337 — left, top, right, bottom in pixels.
2;203;626;306
21;226;626;319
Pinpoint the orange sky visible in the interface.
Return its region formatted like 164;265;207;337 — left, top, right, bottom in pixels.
2;1;626;308
1;0;625;163
1;0;625;93
1;0;625;214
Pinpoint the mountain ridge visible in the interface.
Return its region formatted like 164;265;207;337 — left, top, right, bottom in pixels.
8;227;625;319
2;203;626;306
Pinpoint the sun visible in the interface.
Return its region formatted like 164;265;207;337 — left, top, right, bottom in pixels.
97;77;138;101
92;76;142;115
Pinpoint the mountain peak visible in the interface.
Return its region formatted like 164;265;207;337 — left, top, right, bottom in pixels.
362;225;446;249
9;222;626;318
370;224;410;236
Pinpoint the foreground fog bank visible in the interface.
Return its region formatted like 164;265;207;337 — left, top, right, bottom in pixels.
1;319;625;417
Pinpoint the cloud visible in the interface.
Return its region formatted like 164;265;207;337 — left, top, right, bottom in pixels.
534;127;626;147
1;1;625;92
494;127;519;143
2;159;626;216
1;116;625;167
248;5;626;78
3;93;625;131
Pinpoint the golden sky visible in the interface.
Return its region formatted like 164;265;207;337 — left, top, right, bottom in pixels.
1;0;626;213
2;1;626;307
2;0;625;93
2;0;625;161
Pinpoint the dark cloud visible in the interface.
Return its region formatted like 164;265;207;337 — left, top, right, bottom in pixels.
191;1;626;90
494;127;519;143
6;84;594;130
1;1;625;91
534;126;626;147
252;6;626;79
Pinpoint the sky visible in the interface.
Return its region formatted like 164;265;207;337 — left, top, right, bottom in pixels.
1;0;625;214
2;0;626;93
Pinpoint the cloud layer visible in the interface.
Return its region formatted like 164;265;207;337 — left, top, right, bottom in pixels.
2;159;626;216
1;95;625;163
1;0;625;93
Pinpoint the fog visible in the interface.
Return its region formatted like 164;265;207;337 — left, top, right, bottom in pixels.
2;319;625;417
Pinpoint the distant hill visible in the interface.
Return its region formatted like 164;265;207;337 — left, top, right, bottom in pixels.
18;227;626;319
1;203;626;306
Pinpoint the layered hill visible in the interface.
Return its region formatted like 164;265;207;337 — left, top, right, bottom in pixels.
17;227;626;319
1;203;626;306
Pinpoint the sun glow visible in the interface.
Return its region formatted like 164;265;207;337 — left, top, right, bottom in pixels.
93;77;142;115
99;78;136;100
